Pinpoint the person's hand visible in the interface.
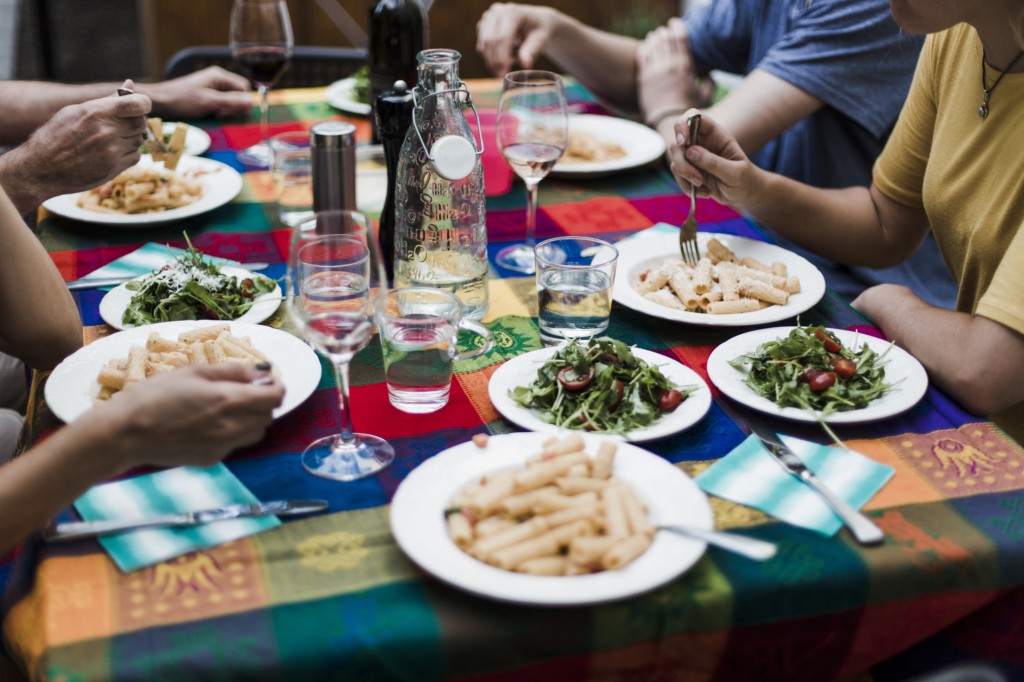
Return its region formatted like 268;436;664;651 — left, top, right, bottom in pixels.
95;363;285;470
142;66;252;119
636;18;712;128
477;3;561;76
0;84;149;212
668;108;764;210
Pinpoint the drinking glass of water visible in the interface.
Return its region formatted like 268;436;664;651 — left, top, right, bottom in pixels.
495;70;568;273
535;236;618;345
376;288;493;413
270;131;313;227
285;210;394;481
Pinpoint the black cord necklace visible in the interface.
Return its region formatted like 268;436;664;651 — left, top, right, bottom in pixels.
978;49;1024;119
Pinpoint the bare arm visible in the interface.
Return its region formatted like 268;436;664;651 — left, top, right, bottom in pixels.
669;108;931;268
853;285;1024;416
0;364;285;555
0;67;251;148
476;3;640;112
0;184;81;369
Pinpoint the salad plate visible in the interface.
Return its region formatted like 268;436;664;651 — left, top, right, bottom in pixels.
389;432;713;606
45;320;321;423
98;265;282;331
42;156;243;227
707;326;929;423
488;345;712;442
613;231;826;327
326;77;371;115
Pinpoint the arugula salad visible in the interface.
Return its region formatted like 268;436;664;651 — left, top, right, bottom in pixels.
728;325;892;416
122;239;276;326
509;337;693;435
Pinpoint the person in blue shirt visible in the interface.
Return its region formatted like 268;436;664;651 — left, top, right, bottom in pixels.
476;0;958;308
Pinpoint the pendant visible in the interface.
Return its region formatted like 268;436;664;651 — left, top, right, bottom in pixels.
978;102;989;118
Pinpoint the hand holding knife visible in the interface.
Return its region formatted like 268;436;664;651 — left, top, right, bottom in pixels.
747;415;884;546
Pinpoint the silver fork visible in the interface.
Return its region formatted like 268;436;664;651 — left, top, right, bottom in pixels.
679;112;702;265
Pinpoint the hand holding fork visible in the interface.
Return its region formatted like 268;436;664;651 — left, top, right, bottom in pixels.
679;113;701;265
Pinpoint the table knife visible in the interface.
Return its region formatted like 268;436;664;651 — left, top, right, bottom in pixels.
66;262;271;290
43;499;328;543
747;418;884;546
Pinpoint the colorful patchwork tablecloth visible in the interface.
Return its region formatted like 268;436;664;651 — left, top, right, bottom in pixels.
3;83;1023;682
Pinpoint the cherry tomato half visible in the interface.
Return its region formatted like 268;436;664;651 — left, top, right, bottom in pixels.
814;328;842;353
808;371;836;393
830;357;857;380
658;388;684;412
557;365;595;391
799;367;824;383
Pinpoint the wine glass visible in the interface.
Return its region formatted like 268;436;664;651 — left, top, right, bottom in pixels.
494;71;569;273
230;0;294;167
285;210;395;481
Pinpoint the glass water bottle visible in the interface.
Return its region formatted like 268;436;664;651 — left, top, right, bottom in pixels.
394;49;488;320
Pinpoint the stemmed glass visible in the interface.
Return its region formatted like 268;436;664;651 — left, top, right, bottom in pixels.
285;210;395;481
495;71;569;273
230;0;294;167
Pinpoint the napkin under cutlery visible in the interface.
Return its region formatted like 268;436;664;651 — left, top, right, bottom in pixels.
695;434;894;536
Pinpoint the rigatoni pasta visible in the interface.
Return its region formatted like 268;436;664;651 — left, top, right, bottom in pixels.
76;163;203;214
635;238;800;314
445;437;654;576
94;325;267;402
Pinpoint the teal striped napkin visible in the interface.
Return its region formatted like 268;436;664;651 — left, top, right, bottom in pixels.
73;464;280;573
695;434;894;536
81;242;240;283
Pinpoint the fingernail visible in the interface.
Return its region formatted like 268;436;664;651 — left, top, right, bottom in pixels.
676;133;686;146
686;147;700;162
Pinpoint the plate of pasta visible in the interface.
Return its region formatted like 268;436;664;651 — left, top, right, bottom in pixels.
551;115;666;179
613;230;826;326
44;320;321;423
389;432;713;605
42;156;243;226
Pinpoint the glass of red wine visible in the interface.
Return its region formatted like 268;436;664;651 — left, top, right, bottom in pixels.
230;0;294;167
285;210;395;481
494;71;569;273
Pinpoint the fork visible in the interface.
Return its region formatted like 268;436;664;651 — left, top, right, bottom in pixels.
678;112;702;265
116;86;168;155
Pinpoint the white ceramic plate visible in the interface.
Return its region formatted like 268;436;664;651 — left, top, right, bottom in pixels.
45;321;321;423
326;77;371;115
552;114;667;179
42;156;243;227
390;432;712;606
161;122;213;156
488;346;711;442
98;266;282;331
707;326;929;423
613;231;827;327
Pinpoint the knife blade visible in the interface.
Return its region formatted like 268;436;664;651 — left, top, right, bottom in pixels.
43;499;328;543
747;417;884;546
66;262;271;290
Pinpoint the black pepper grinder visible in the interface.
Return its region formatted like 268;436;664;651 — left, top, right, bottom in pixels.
375;80;414;283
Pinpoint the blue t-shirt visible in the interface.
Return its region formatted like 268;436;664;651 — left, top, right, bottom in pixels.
684;0;958;307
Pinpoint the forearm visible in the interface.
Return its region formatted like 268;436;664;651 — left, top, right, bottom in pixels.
0;186;82;367
0;81;118;146
740;173;911;268
0;149;50;215
545;15;641;112
854;286;1024;416
0;415;129;555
